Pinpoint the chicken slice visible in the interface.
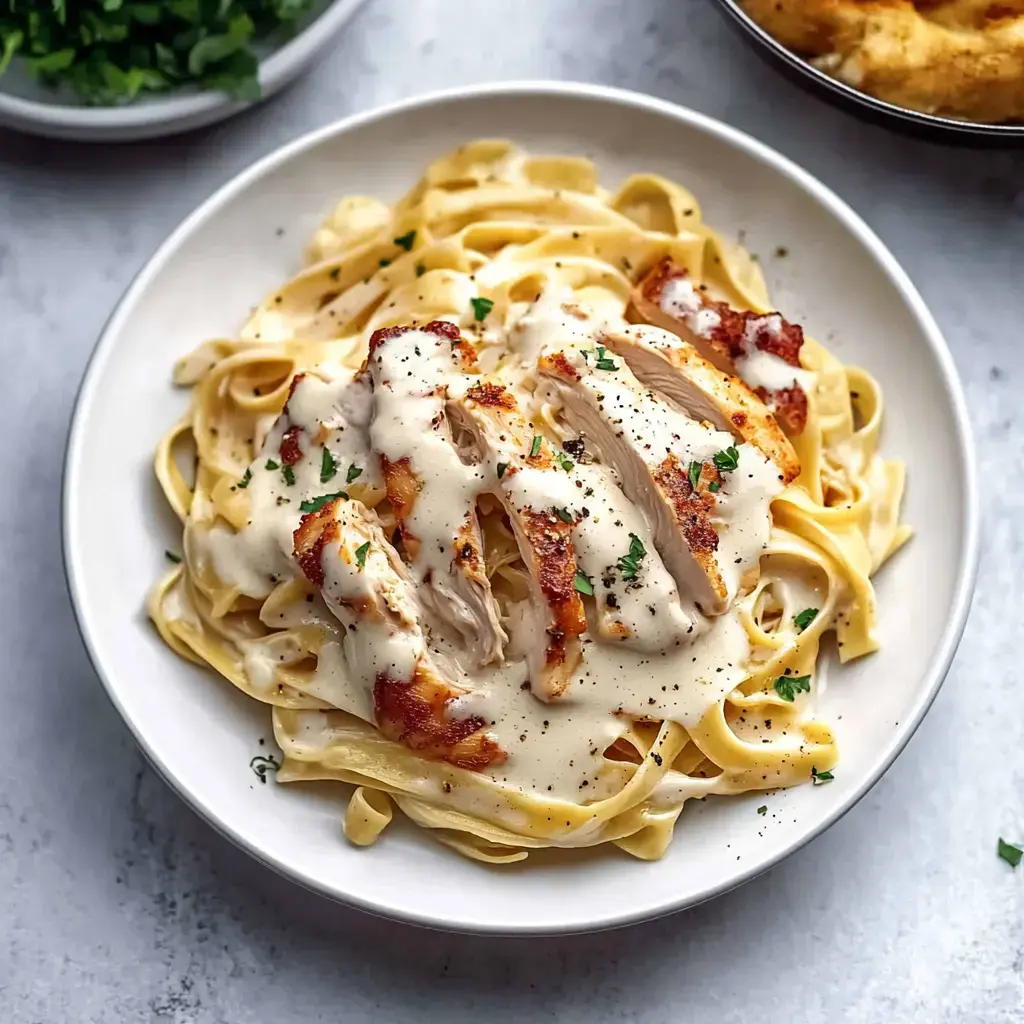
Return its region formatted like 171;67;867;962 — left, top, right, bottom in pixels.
292;497;505;770
601;325;800;483
632;258;813;434
536;348;783;616
367;320;506;666
446;382;585;700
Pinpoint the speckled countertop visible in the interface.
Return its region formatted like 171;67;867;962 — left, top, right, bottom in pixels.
1;2;1022;1021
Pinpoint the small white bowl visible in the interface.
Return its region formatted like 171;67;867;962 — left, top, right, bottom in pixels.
0;0;366;142
63;82;978;934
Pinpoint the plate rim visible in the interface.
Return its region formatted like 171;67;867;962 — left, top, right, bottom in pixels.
0;0;367;140
62;80;981;935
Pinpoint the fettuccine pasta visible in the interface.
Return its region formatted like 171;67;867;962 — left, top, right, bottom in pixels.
148;141;909;864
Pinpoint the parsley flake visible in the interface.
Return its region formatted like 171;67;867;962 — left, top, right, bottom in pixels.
811;766;834;784
299;491;348;513
379;258;391;268
557;455;574;472
471;296;494;321
496;462;509;479
265;458;279;471
708;481;720;492
593;345;618;371
530;435;542;457
415;263;426;277
164;550;182;564
355;541;370;569
574;570;594;596
687;460;702;491
236;468;252;489
346;464;363;484
554;507;573;524
394;230;416;251
617;533;646;581
713;446;740;473
320;447;337;484
998;838;1023;868
282;465;296;487
794;607;819;632
773;674;811;702
757;805;767;816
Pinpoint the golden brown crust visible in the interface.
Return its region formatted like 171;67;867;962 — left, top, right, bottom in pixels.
379;455;422;558
292;500;343;591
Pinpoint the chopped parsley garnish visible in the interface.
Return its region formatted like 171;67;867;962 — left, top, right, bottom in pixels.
557;455;574;472
470;296;494;321
530;435;542;457
998;838;1023;868
708;481;720;493
320;447;337;484
593;345;618;371
393;230;416;251
415;263;426;277
617;533;646;581
346;463;363;484
794;608;819;632
811;766;834;784
164;550;182;564
354;541;370;569
687;460;702;491
757;805;767;816
299;491;348;513
713;446;740;473
554;507;573;523
236;468;252;489
250;755;280;784
0;1;316;106
496;462;509;479
574;570;594;596
281;465;296;486
265;458;280;471
773;674;811;702
379;258;391;268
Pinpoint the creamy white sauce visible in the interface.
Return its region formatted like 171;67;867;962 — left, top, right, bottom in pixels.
735;315;815;393
659;277;722;338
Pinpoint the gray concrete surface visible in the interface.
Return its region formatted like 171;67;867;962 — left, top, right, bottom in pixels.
1;1;1022;1021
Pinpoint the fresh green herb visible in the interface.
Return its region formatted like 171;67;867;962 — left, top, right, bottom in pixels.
708;481;720;493
471;296;494;322
794;608;819;633
282;464;296;487
593;345;618;371
164;550;182;564
530;435;542;458
554;507;573;524
0;1;316;107
250;754;280;784
773;674;811;702
265;458;280;471
998;838;1023;868
688;460;702;491
557;455;574;472
713;446;740;473
394;230;416;251
573;570;594;596
346;464;363;484
320;447;337;484
415;263;426;278
757;805;767;816
355;541;370;569
299;491;348;513
496;462;509;479
236;468;252;489
617;533;646;582
811;766;834;784
379;258;391;268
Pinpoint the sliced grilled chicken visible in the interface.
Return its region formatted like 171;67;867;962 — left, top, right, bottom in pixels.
632;258;813;434
601;325;800;484
367;321;507;666
536;347;783;616
293;498;505;770
446;381;585;700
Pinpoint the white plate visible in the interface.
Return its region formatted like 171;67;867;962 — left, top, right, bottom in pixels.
63;82;979;934
0;0;366;142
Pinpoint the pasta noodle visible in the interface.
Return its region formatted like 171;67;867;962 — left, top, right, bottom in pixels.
148;141;909;864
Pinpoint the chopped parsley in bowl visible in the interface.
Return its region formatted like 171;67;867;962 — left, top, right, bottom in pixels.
0;0;318;105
